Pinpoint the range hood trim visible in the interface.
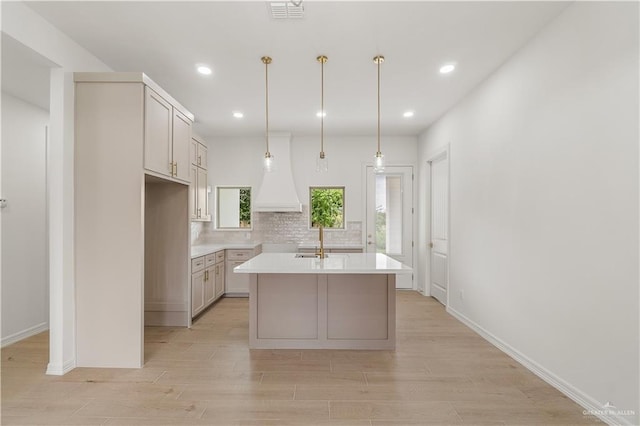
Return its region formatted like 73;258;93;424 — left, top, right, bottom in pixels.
254;203;302;213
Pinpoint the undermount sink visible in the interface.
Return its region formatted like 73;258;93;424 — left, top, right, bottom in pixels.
295;253;319;258
294;253;349;259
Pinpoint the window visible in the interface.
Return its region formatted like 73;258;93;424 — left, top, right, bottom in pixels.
375;174;402;254
309;187;344;229
217;187;251;229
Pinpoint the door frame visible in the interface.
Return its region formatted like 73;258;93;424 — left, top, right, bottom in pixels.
362;163;417;290
426;146;450;306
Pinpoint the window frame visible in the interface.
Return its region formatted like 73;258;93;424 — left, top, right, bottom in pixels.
215;185;253;230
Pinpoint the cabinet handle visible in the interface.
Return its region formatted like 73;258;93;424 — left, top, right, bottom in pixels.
197;155;201;166
169;162;174;175
173;162;178;176
197;208;201;218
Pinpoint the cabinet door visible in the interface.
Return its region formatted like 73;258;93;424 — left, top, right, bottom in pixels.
190;164;198;220
215;263;225;297
172;109;192;182
190;137;198;166
197;143;208;169
226;260;250;294
191;270;205;316
205;266;216;305
144;87;173;178
196;168;208;220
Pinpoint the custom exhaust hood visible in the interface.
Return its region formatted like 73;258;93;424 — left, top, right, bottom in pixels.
254;133;302;212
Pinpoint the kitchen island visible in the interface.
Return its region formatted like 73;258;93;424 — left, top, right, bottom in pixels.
234;253;412;350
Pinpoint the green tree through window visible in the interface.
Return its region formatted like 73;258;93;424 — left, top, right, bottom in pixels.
239;188;251;227
310;187;344;229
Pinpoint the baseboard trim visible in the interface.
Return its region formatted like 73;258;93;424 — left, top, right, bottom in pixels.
46;358;76;376
224;293;248;298
447;306;634;426
1;322;48;348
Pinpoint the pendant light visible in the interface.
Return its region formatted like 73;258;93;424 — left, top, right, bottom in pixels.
262;56;274;172
316;55;328;173
373;55;385;173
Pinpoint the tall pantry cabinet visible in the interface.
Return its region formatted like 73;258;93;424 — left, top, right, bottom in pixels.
74;73;192;368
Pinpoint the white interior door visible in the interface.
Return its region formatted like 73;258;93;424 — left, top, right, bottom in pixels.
365;166;413;289
429;152;449;304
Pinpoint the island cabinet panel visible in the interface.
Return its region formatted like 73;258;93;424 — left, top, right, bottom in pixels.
327;275;388;340
249;273;396;350
256;274;318;339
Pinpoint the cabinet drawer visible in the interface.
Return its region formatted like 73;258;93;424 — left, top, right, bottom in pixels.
205;253;217;267
191;256;205;273
215;251;225;264
226;249;253;261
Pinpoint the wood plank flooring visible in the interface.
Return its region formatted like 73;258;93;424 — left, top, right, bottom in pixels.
1;291;602;425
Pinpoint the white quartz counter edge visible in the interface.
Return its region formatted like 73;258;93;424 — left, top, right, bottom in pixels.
234;253;412;274
191;242;261;259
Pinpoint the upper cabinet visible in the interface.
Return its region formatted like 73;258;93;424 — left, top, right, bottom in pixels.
144;86;192;183
192;138;208;169
190;134;211;222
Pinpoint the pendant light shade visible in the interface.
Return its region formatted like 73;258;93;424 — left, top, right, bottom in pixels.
262;56;275;172
316;55;328;173
373;55;385;173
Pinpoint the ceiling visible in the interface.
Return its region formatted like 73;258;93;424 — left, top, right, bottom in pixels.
23;1;569;138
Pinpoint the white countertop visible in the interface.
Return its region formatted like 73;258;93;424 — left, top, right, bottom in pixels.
234;253;412;274
191;242;261;259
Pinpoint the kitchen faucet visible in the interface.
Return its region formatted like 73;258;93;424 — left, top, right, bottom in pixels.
316;226;326;259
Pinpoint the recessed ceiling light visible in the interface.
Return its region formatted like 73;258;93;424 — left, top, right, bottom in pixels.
439;64;456;74
197;65;212;75
316;111;326;118
403;111;415;118
233;111;244;118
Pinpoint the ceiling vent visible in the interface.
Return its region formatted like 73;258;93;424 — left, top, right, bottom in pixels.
268;2;305;19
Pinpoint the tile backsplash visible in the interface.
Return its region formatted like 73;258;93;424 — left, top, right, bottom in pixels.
192;205;362;246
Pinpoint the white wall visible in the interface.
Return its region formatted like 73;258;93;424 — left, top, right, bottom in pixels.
417;2;638;424
1;93;49;346
2;2;111;374
207;134;418;222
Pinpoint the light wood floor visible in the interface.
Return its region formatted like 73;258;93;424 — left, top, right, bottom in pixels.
1;291;601;425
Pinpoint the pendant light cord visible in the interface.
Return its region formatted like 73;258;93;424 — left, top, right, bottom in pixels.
321;56;325;155
377;56;381;155
317;55;327;158
262;56;272;156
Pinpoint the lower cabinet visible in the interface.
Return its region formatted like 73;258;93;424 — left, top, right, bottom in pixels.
204;266;216;306
225;246;261;296
215;261;225;298
191;270;205;316
191;250;225;318
226;260;250;295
